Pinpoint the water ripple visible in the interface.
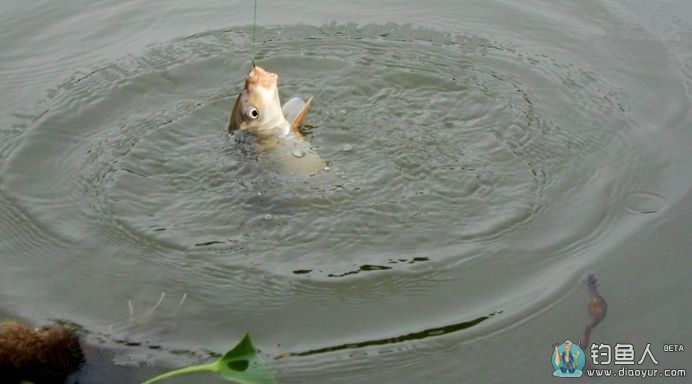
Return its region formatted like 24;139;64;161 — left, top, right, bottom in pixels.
1;23;688;372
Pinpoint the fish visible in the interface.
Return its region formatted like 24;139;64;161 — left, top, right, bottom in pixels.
228;66;327;175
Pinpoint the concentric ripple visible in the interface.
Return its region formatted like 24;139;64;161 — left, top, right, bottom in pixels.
2;25;636;280
3;21;690;375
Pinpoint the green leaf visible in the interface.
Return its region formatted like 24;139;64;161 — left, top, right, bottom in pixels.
215;334;276;384
142;333;276;384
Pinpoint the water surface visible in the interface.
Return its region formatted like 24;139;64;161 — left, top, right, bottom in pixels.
1;1;690;383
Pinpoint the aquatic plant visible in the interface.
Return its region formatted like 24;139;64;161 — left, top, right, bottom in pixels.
0;321;84;383
143;333;276;384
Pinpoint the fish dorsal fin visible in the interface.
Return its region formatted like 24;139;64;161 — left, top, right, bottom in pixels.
282;96;313;134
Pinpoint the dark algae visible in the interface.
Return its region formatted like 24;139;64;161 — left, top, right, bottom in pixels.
0;321;84;384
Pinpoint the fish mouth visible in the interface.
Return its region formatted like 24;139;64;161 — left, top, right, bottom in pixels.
245;65;278;90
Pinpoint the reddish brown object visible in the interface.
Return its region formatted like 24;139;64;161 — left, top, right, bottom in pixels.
579;274;608;351
0;321;84;384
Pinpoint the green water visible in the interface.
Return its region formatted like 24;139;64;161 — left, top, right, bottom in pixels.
1;1;690;383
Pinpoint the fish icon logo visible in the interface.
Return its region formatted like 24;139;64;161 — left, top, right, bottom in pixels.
551;339;586;377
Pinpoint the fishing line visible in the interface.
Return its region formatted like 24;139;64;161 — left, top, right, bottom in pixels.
251;0;257;67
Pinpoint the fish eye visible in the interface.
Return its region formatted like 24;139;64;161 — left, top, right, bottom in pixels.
244;106;260;121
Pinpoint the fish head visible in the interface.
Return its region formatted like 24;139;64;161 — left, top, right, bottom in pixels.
229;66;289;137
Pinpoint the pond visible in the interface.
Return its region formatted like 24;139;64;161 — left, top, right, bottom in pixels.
1;0;690;383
